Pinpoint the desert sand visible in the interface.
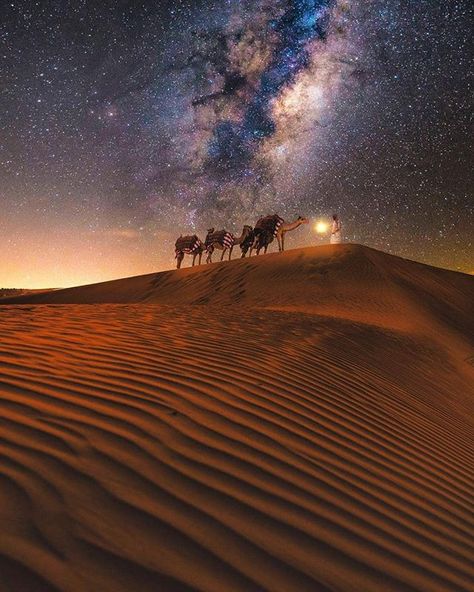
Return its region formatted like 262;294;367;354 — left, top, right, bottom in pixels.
0;289;55;300
0;244;473;592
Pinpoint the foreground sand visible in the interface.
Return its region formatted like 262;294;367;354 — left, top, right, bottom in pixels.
1;245;473;591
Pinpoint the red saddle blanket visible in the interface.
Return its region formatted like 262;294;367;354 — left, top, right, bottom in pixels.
175;235;203;254
254;215;284;237
205;230;234;249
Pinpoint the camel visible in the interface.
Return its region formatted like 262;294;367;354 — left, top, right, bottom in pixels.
276;216;309;251
249;215;283;256
240;227;256;257
252;215;309;255
175;235;204;269
205;225;253;263
233;225;253;252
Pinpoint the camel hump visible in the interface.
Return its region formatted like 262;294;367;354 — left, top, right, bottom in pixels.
206;229;234;247
255;214;284;236
175;234;202;252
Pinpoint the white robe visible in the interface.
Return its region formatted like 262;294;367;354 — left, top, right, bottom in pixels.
330;219;342;244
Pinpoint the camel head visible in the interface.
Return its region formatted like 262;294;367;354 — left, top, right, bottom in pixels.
206;227;215;234
297;216;310;224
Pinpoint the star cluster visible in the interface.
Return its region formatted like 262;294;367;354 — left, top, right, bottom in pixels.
0;0;472;287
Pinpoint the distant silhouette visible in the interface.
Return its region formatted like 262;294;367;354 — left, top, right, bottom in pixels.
330;214;342;244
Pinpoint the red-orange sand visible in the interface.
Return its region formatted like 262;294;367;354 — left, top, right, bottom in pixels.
0;244;473;592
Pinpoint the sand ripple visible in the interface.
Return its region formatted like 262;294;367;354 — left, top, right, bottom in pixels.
0;246;473;591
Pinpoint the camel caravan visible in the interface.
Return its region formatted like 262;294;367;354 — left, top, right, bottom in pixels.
175;214;309;269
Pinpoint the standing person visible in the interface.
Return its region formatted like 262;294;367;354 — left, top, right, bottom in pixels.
330;214;342;244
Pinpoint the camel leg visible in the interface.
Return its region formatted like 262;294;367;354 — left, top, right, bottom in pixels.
229;245;233;260
281;233;285;252
206;247;213;264
220;248;226;261
198;252;202;265
277;234;282;252
249;239;257;257
176;252;184;269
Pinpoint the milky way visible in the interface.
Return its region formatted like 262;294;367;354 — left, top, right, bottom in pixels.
0;0;472;287
205;1;333;170
153;0;368;224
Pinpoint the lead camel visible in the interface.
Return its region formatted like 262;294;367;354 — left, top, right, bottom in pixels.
276;216;309;251
252;215;309;255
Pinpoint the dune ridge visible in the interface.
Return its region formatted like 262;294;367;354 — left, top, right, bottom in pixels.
0;245;473;591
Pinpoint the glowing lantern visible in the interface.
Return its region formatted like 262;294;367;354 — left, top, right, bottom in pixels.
315;221;328;234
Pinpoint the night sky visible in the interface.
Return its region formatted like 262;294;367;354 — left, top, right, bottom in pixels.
1;0;472;288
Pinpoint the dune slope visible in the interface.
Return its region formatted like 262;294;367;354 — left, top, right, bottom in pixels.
0;245;473;592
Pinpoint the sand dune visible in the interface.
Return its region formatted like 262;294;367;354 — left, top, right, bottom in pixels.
0;288;55;300
0;245;473;591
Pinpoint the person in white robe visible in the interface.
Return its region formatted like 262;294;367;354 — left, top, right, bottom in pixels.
330;214;342;244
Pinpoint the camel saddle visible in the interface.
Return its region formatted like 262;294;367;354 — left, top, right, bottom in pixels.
254;215;284;237
205;230;234;249
175;235;203;254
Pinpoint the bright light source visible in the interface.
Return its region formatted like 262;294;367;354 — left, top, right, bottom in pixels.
315;221;328;234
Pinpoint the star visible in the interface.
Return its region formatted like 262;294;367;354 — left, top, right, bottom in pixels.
0;0;471;288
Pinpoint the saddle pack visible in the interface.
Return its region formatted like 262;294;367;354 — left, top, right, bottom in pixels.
254;215;284;238
205;230;234;250
175;235;203;255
